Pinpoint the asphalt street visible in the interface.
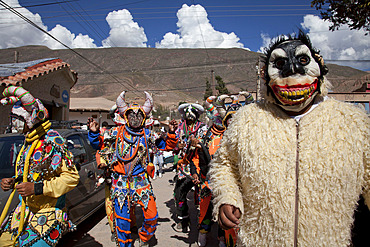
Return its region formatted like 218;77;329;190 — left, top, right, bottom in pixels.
57;166;219;247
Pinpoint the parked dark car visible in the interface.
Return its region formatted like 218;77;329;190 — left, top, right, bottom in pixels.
0;128;105;225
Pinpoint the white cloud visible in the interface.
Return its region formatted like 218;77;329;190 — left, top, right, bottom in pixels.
0;0;47;49
0;1;147;49
258;14;370;70
44;25;97;49
0;0;97;49
301;15;369;61
156;4;245;49
102;9;147;47
257;33;272;53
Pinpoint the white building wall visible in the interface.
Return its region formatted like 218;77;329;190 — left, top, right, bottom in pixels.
69;111;115;127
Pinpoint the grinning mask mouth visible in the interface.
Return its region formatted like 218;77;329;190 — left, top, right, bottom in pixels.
271;79;318;105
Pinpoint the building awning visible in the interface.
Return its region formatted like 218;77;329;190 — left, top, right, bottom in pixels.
70;97;116;112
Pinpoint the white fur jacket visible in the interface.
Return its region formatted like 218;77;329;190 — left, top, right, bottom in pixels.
209;97;370;246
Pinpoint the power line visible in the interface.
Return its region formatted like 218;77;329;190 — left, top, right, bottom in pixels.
77;60;259;75
70;2;122;48
326;60;370;62
78;79;253;93
2;10;317;21
0;0;79;10
0;13;318;25
13;8;315;18
59;2;104;44
0;0;141;96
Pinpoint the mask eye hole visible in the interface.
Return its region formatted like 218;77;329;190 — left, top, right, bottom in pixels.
297;55;310;66
274;58;287;70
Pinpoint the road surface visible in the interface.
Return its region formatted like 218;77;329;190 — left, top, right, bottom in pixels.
57;166;219;247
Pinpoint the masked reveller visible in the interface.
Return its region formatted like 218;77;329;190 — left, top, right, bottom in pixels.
189;92;253;247
209;31;370;246
87;103;126;243
93;91;159;247
88;100;178;246
0;86;80;247
172;103;208;232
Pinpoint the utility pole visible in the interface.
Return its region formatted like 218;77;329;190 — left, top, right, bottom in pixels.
14;51;19;63
211;70;215;95
256;57;261;101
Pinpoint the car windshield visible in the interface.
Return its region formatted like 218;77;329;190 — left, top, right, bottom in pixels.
0;135;24;179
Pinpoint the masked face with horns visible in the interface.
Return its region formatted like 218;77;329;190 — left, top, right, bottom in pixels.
205;91;253;129
1;86;48;133
178;103;204;125
116;91;153;129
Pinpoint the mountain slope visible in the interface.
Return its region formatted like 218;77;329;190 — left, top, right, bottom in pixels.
0;46;367;107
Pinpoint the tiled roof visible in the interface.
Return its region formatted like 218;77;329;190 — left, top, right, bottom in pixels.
0;58;77;87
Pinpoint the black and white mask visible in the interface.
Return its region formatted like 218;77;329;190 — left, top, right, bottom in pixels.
267;40;321;112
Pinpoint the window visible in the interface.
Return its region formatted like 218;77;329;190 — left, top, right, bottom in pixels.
0;136;24;179
66;134;88;167
82;133;97;157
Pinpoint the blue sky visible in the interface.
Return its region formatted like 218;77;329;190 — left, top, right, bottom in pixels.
0;0;369;70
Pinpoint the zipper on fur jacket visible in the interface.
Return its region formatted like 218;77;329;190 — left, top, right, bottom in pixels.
294;121;300;247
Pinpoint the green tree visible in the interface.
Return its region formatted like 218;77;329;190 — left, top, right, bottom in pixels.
311;0;370;35
215;75;230;95
204;79;213;100
152;104;167;118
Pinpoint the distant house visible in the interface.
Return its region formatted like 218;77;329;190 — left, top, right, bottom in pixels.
70;97;170;131
69;97;116;127
328;74;370;113
0;58;77;132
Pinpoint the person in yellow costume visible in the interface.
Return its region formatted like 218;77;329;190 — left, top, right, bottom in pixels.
0;86;80;247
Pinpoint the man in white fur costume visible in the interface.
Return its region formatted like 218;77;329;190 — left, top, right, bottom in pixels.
208;30;370;246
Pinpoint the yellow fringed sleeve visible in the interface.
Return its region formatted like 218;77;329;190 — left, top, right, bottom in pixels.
42;159;80;198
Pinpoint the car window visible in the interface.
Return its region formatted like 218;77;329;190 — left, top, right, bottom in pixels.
66;134;88;166
82;133;97;157
0;136;24;179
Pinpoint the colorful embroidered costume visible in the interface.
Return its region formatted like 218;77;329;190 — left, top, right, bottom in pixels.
87;105;127;238
172;103;207;231
96;91;157;247
0;86;79;247
191;93;252;247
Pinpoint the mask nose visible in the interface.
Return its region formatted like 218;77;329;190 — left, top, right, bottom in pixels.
281;57;305;77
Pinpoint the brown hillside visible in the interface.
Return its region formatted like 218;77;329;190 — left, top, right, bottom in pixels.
0;46;368;108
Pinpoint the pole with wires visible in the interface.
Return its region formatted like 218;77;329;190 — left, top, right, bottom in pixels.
256;57;261;101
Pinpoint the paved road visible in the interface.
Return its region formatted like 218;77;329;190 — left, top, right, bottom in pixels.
57;166;219;247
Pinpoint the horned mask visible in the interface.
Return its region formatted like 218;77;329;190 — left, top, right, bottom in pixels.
1;86;48;129
206;91;253;129
178;103;204;123
116;91;153;128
